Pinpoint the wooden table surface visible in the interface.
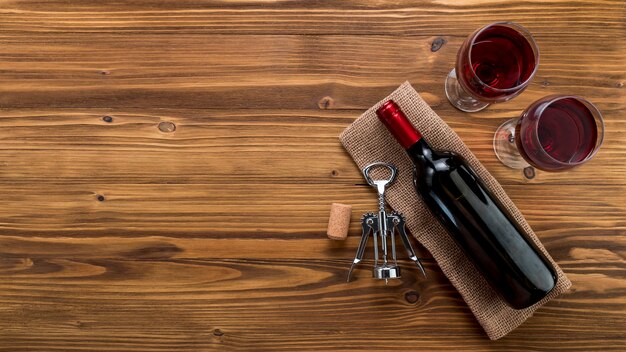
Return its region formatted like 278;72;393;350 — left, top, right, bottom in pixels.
1;1;625;351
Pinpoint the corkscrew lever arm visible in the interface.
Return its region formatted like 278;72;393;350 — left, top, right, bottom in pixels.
393;213;427;277
347;214;377;282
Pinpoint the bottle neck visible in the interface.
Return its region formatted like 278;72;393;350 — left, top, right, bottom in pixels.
375;100;422;149
406;139;432;163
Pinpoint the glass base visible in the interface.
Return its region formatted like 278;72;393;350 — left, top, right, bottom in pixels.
445;69;489;112
493;119;530;169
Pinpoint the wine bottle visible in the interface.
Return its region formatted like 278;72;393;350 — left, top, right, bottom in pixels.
376;100;557;309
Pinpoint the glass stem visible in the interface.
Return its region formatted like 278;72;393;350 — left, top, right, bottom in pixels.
493;118;531;169
445;69;490;112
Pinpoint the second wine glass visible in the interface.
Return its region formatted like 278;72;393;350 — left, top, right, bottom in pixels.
493;95;604;171
445;22;540;112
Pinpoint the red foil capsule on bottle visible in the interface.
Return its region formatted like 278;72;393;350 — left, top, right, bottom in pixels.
376;100;422;149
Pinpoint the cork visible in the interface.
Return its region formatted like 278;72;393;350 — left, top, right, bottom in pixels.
326;203;352;240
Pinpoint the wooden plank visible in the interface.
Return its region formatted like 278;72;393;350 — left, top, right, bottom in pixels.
1;0;623;36
0;109;625;186
0;34;623;109
0;183;623;238
0;226;623;263
0;257;624;351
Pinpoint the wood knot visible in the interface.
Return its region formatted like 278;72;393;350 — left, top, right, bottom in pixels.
430;37;447;52
124;243;183;260
523;167;535;179
318;96;334;110
404;290;420;304
100;70;111;75
213;329;224;337
158;121;176;133
541;81;550;87
330;170;339;177
102;116;113;123
97;195;105;202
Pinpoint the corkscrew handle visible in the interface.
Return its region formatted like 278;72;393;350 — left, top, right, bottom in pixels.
362;162;397;210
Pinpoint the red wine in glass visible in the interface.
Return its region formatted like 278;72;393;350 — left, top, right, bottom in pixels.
445;22;539;112
494;95;604;171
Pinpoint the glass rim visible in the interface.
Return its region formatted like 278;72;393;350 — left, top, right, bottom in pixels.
467;21;540;93
530;95;605;166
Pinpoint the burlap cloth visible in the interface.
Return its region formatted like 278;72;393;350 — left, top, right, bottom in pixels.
339;81;571;340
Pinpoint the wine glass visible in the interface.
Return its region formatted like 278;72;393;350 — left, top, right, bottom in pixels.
445;22;540;112
493;95;604;171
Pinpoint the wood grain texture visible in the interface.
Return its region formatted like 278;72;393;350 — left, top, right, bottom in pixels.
1;0;625;351
0;108;624;186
